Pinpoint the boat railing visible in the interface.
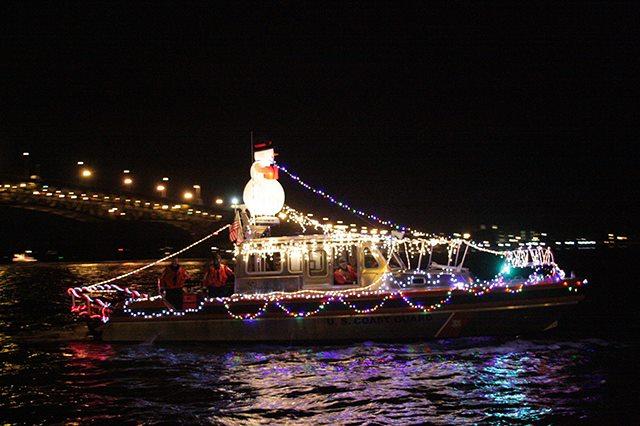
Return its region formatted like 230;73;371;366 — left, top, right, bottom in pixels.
388;268;473;291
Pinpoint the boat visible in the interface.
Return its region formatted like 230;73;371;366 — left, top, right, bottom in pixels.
67;141;586;342
13;251;37;262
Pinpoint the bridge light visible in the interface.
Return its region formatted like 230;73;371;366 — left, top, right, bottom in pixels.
123;169;130;174
123;177;133;185
215;198;224;205
162;177;169;182
156;184;166;192
192;185;200;189
77;161;84;165
81;168;92;178
23;152;29;156
183;191;194;201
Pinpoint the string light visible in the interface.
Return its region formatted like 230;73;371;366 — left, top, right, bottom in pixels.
69;228;566;323
340;294;393;314
223;300;270;320
111;269;578;322
79;224;230;288
275;299;330;318
277;164;554;262
277;163;412;232
65;162;582;327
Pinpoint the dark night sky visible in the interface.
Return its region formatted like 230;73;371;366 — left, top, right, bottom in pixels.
1;2;638;235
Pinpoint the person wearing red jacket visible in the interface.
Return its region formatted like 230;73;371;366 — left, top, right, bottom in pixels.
203;254;234;297
334;257;357;285
160;258;190;309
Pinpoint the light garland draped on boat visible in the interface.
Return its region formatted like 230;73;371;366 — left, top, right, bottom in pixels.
67;162;569;324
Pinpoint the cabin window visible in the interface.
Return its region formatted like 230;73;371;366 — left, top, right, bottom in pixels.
380;247;405;269
333;246;358;269
307;249;328;276
333;246;358;285
288;250;303;273
246;252;283;274
363;248;379;268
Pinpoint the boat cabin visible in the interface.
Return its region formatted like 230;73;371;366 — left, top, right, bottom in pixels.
234;235;388;294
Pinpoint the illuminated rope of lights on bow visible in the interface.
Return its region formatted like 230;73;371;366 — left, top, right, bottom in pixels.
67;287;112;322
69;283;146;299
68;224;230;322
277;163;411;232
81;224;230;289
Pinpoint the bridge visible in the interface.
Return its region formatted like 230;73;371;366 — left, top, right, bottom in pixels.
0;179;231;235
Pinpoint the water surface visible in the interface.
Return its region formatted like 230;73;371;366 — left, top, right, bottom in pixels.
1;261;638;424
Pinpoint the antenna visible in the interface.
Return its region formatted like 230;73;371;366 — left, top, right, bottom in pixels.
250;131;254;163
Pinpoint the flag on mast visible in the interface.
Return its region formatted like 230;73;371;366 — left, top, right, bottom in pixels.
229;210;244;244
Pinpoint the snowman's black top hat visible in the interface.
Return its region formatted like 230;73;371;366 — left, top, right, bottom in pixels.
253;140;273;152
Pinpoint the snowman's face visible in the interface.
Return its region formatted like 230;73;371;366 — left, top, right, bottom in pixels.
254;148;275;167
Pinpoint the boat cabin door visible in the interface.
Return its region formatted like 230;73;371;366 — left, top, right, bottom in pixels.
331;243;387;288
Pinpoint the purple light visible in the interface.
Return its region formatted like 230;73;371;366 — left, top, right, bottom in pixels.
276;162;408;231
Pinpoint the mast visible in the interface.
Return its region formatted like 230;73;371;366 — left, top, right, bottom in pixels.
250;131;254;163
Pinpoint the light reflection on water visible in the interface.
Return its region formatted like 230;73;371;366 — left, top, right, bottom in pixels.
0;262;637;424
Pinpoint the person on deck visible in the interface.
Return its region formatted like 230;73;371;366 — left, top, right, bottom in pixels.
160;258;189;310
334;257;357;285
202;254;234;298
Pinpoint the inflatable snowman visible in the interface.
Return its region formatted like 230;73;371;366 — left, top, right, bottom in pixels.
243;141;285;217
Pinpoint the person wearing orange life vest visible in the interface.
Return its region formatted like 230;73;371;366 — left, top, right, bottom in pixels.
160;258;190;309
334;256;357;285
202;254;234;297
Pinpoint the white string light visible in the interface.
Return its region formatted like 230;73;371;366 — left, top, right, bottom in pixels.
277;163;412;232
83;224;230;289
67;163;577;326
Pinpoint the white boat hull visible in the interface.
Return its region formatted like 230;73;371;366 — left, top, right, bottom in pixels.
99;296;581;342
